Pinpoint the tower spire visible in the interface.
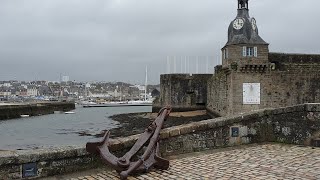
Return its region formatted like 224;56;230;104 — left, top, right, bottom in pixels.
238;0;249;10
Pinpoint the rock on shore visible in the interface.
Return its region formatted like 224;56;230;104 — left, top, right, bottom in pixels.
96;110;213;138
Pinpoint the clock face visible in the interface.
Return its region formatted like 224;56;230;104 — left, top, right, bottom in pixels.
233;18;244;30
251;18;257;30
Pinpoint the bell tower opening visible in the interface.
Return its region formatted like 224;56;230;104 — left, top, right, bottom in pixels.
238;0;248;9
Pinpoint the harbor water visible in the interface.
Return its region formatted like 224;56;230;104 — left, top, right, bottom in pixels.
0;106;151;150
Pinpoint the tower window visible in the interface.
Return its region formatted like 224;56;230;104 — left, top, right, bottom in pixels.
223;48;228;59
247;47;254;56
243;46;258;57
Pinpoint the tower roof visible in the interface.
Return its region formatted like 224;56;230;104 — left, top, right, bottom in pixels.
225;0;268;47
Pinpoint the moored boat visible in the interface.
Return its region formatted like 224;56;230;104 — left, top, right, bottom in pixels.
82;100;152;108
64;111;75;114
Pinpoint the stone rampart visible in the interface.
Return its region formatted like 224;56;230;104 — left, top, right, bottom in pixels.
207;53;320;116
0;102;75;120
269;52;320;64
153;74;212;112
1;103;320;179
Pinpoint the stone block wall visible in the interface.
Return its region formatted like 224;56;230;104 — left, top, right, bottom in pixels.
207;66;228;116
222;44;269;68
0;102;75;120
153;74;212;112
2;103;320;179
208;53;320;116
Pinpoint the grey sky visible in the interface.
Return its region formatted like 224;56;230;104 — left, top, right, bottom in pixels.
0;0;319;84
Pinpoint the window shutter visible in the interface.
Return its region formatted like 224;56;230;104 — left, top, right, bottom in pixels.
243;46;247;57
254;47;258;57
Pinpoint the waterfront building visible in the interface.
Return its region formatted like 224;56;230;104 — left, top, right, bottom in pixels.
27;85;39;97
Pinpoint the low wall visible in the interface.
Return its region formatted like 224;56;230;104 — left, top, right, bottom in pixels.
0;102;75;120
1;103;320;179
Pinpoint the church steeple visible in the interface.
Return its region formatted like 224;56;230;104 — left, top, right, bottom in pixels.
238;0;249;10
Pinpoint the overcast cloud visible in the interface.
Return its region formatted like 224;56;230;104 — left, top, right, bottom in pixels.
0;0;319;84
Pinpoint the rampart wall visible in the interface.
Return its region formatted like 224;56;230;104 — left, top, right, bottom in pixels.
2;103;320;179
0;102;75;120
207;53;320;116
152;74;212;112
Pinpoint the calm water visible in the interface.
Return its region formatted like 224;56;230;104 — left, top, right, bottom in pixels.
0;106;151;150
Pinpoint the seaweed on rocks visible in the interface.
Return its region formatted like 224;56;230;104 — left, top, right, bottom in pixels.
93;111;212;138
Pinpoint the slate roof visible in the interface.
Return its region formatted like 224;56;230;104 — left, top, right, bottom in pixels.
225;8;268;47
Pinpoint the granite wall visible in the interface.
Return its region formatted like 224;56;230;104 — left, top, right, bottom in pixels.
207;53;320;116
152;74;212;112
1;103;320;179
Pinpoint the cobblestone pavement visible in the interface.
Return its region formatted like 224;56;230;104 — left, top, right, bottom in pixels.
62;144;320;180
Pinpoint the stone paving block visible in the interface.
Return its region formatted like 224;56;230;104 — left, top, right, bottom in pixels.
179;124;195;135
66;144;320;180
169;127;180;137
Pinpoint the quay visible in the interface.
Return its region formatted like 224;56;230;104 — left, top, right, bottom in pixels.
0;102;75;120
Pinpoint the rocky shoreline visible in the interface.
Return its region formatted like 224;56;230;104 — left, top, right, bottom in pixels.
91;110;213;138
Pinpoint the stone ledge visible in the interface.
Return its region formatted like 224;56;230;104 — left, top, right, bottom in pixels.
0;146;86;166
305;103;320;112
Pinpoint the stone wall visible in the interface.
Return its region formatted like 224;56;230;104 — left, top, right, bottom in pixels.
207;66;228;116
208;53;320;116
160;103;320;156
153;74;212;112
2;103;320;179
0;102;75;120
222;44;269;68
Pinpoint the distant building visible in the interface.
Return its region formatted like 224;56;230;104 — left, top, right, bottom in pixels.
130;85;148;99
62;76;70;82
151;88;160;98
16;88;27;97
27;86;38;96
3;83;11;87
0;87;11;96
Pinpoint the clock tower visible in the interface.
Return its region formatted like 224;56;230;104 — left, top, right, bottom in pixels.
222;0;269;70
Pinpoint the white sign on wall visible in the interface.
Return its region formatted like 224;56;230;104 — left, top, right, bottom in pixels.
243;83;260;105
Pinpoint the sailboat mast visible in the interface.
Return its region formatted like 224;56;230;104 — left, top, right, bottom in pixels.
145;66;148;101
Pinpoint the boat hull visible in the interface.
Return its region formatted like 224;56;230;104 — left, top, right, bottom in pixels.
83;103;152;108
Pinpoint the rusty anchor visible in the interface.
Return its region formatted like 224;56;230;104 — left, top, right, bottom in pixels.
86;106;172;180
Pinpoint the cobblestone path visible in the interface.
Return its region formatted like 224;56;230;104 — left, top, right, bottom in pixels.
67;144;320;180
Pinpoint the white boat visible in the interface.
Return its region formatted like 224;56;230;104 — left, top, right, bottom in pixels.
128;100;153;105
20;115;30;118
80;101;97;105
83;100;152;108
64;111;75;114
